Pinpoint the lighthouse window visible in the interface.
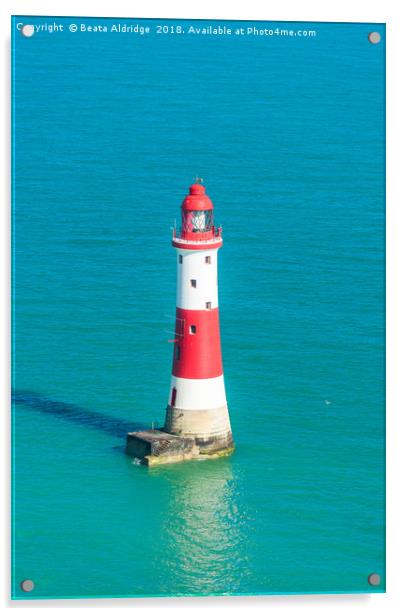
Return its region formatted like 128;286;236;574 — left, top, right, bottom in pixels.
190;325;197;334
205;256;211;264
179;255;183;264
206;302;211;310
190;279;197;288
175;346;181;360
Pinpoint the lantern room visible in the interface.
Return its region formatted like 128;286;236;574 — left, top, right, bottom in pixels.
180;184;215;241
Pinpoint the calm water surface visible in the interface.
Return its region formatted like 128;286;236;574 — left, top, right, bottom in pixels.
12;17;385;598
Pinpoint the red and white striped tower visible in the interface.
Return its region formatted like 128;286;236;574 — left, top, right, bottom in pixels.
164;182;234;456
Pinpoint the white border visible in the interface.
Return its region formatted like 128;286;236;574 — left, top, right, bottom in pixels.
2;1;401;613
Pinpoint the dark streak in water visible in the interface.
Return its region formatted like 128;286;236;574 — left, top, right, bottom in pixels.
12;390;147;438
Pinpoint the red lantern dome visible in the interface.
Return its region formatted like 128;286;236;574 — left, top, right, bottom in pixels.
173;183;222;248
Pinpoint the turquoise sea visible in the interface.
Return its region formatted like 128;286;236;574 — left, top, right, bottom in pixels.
12;17;385;599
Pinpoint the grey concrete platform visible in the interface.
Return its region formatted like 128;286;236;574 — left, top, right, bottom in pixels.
126;429;199;466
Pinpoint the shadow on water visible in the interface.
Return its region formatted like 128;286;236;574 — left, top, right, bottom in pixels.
12;390;147;439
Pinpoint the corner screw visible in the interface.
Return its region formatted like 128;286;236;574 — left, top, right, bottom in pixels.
21;25;35;37
368;573;381;586
368;32;381;44
20;579;34;592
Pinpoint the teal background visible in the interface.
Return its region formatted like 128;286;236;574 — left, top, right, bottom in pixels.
12;17;385;599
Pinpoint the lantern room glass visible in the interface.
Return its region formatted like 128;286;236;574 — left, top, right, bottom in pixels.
182;209;213;234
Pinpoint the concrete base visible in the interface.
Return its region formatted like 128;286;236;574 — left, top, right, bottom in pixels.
126;429;234;466
164;404;234;454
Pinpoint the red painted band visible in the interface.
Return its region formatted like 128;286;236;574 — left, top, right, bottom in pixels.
172;307;223;379
181;229;214;241
172;239;223;251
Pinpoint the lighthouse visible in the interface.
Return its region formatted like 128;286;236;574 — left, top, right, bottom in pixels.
126;182;234;465
164;183;234;455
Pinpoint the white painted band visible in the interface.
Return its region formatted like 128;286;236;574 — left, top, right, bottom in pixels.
168;374;227;410
175;248;219;311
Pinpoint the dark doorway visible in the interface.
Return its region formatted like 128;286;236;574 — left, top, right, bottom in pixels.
170;387;177;407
